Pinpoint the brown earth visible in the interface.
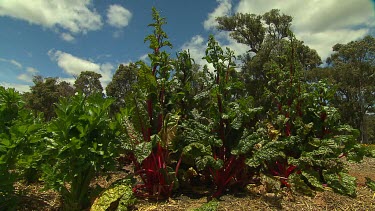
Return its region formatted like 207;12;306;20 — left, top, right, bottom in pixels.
13;157;375;210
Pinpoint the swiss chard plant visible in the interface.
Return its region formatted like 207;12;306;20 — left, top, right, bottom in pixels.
181;35;261;198
42;93;121;210
246;35;365;196
118;7;181;199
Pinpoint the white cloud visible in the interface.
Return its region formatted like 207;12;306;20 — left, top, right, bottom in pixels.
0;58;23;69
58;77;76;85
181;35;216;71
0;82;30;93
10;60;23;69
0;58;39;88
233;0;374;60
17;73;32;82
17;67;39;83
181;35;206;65
215;31;249;57
203;0;232;30
100;63;114;88
113;30;123;38
0;0;102;35
26;67;39;74
139;54;150;62
48;49;100;75
48;49;114;88
297;28;369;61
60;32;75;42
107;4;132;28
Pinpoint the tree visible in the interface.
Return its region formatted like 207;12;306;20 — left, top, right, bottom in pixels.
24;76;74;121
216;9;321;109
364;115;375;143
74;71;103;96
106;63;138;114
325;35;375;143
57;81;75;98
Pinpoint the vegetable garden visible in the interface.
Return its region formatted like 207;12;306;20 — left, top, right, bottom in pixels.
1;7;374;211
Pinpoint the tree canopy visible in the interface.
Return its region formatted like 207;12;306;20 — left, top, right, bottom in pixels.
23;76;74;121
74;71;103;96
106;63;138;114
312;35;375;143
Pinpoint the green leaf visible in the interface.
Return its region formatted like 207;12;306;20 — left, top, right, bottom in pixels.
301;169;323;190
91;179;135;211
134;141;152;164
193;199;219;211
365;177;375;191
196;155;223;171
323;171;357;197
289;173;315;196
246;143;285;167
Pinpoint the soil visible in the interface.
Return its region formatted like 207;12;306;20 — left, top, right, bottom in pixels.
11;157;375;210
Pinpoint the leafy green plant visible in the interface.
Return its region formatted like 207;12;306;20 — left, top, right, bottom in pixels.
0;87;44;209
246;35;365;196
364;144;375;157
181;35;261;198
118;7;181;199
42;93;121;210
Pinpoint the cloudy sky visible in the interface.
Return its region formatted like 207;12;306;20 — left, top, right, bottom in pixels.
0;0;374;92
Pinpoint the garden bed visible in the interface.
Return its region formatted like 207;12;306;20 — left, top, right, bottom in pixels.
13;157;375;210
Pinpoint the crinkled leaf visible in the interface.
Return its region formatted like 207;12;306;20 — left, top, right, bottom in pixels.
90;180;135;211
196;155;223;171
247;144;285;168
134;141;152;164
301;169;323;190
323;171;357;197
289;173;315;196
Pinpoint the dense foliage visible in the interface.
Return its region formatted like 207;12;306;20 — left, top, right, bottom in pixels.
23;76;75;121
0;7;373;210
309;36;375;143
42;93;121;210
0;87;45;209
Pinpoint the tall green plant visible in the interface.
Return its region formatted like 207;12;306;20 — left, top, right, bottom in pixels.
181;35;261;198
246;35;365;196
0;87;44;209
42;93;120;210
119;7;180;199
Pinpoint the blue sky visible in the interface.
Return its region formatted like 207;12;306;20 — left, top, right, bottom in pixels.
0;0;374;92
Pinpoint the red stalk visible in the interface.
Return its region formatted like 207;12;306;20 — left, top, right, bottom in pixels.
285;112;291;137
269;160;297;188
210;155;248;198
277;102;282;112
175;156;182;176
